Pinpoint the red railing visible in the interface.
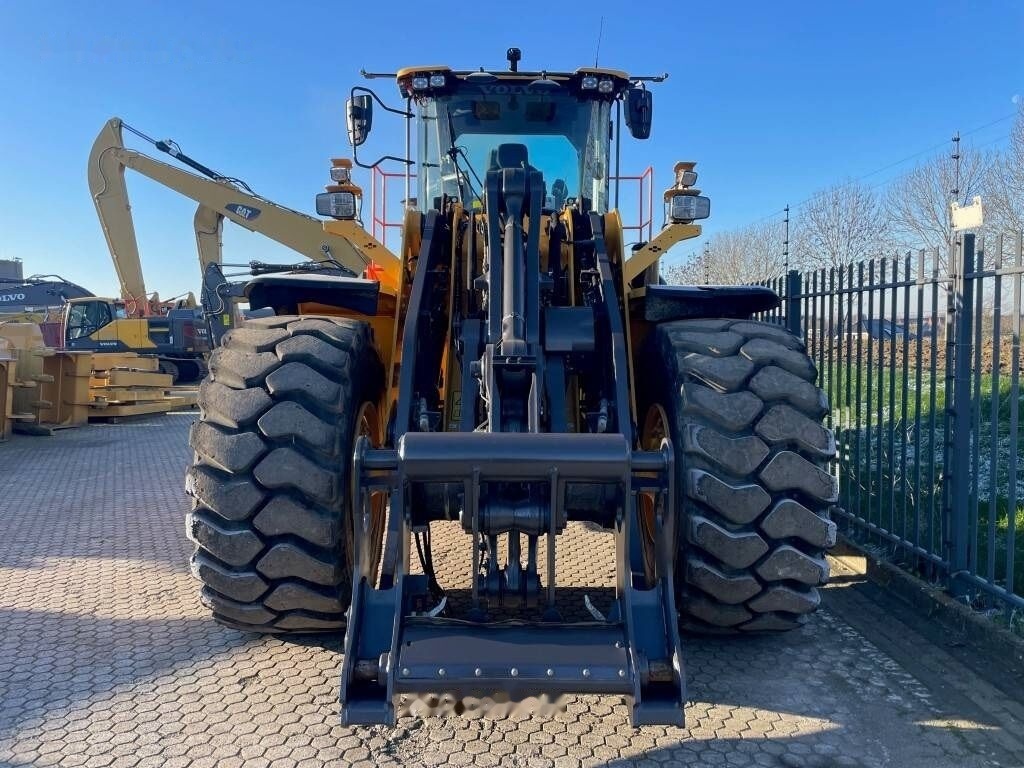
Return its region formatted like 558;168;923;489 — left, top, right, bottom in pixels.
371;165;656;248
370;165;407;250
611;166;655;242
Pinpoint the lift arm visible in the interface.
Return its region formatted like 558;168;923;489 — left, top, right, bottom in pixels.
88;117;401;315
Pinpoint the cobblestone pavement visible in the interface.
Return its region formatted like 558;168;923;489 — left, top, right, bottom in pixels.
1;416;1022;767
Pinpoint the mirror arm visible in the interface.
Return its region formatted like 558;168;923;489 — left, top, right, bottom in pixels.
350;86;413;119
349;87;415;170
353;150;413;170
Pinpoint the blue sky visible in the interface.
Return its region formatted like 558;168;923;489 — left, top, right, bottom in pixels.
1;1;1021;298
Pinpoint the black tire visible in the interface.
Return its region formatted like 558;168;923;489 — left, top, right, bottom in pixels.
641;318;838;632
158;358;180;384
185;315;383;633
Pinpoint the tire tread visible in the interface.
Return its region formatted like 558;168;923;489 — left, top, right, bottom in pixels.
187;315;380;633
648;318;835;633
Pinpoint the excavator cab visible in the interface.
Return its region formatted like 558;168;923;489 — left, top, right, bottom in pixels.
63;297;151;347
63;295;210;380
64;298;116;340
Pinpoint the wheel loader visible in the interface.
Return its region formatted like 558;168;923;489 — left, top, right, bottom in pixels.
185;49;838;727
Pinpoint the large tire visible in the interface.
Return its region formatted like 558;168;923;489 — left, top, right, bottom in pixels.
641;318;838;632
185;315;383;633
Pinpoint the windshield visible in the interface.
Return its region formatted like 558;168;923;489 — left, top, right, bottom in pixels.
417;88;612;213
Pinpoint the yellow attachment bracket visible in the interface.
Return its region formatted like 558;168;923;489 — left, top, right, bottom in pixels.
623;222;702;284
322;220;402;292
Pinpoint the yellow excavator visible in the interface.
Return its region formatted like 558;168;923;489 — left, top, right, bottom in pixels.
87;118;398;354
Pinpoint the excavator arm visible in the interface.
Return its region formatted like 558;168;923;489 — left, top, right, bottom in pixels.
193;204;224;275
88;117;401;316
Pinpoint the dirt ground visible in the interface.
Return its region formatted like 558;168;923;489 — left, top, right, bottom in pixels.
813;334;1020;376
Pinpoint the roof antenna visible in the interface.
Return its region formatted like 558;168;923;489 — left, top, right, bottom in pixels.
594;17;604;66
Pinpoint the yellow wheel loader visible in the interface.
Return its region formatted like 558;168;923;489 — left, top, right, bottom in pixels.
185;49;838;727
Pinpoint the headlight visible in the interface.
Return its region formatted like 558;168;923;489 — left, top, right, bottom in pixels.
581;75;598;90
668;194;711;222
679;170;697;187
330;166;352;183
316;191;357;219
597;79;615;94
429;73;446;87
411;75;430;90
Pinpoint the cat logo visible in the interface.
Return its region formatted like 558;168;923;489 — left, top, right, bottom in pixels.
226;203;262;221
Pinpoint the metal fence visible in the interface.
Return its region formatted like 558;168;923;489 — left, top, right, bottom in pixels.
760;232;1024;617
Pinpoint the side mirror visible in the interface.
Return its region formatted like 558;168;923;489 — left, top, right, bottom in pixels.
624;87;653;140
346;95;373;147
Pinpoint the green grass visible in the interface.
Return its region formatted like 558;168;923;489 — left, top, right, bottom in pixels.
818;361;1024;605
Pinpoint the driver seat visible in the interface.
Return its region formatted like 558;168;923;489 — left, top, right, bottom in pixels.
488;142;530;171
486;143;547;212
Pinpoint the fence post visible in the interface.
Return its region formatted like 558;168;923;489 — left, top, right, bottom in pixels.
785;269;802;338
946;233;974;592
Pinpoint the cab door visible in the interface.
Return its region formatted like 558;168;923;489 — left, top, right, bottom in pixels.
65;299;112;341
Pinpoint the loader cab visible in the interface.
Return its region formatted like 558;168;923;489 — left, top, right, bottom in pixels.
404;68;624;215
344;61;655;218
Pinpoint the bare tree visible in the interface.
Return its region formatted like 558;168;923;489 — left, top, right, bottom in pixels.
988;105;1024;233
706;229;750;284
792;181;890;270
886;145;991;252
662;218;788;287
660;250;704;285
743;219;788;281
672;117;1018;292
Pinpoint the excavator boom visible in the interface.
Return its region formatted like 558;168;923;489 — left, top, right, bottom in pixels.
88;117;401;317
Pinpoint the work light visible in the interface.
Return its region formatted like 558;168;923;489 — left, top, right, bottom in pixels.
667;194;711;223
316;191;357;219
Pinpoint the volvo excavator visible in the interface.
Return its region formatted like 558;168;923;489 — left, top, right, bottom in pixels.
60;292;208;382
182;50;838;727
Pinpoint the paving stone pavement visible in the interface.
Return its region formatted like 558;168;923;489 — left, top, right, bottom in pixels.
1;416;1022;767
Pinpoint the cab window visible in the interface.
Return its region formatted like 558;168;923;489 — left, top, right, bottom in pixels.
66;301;112;339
